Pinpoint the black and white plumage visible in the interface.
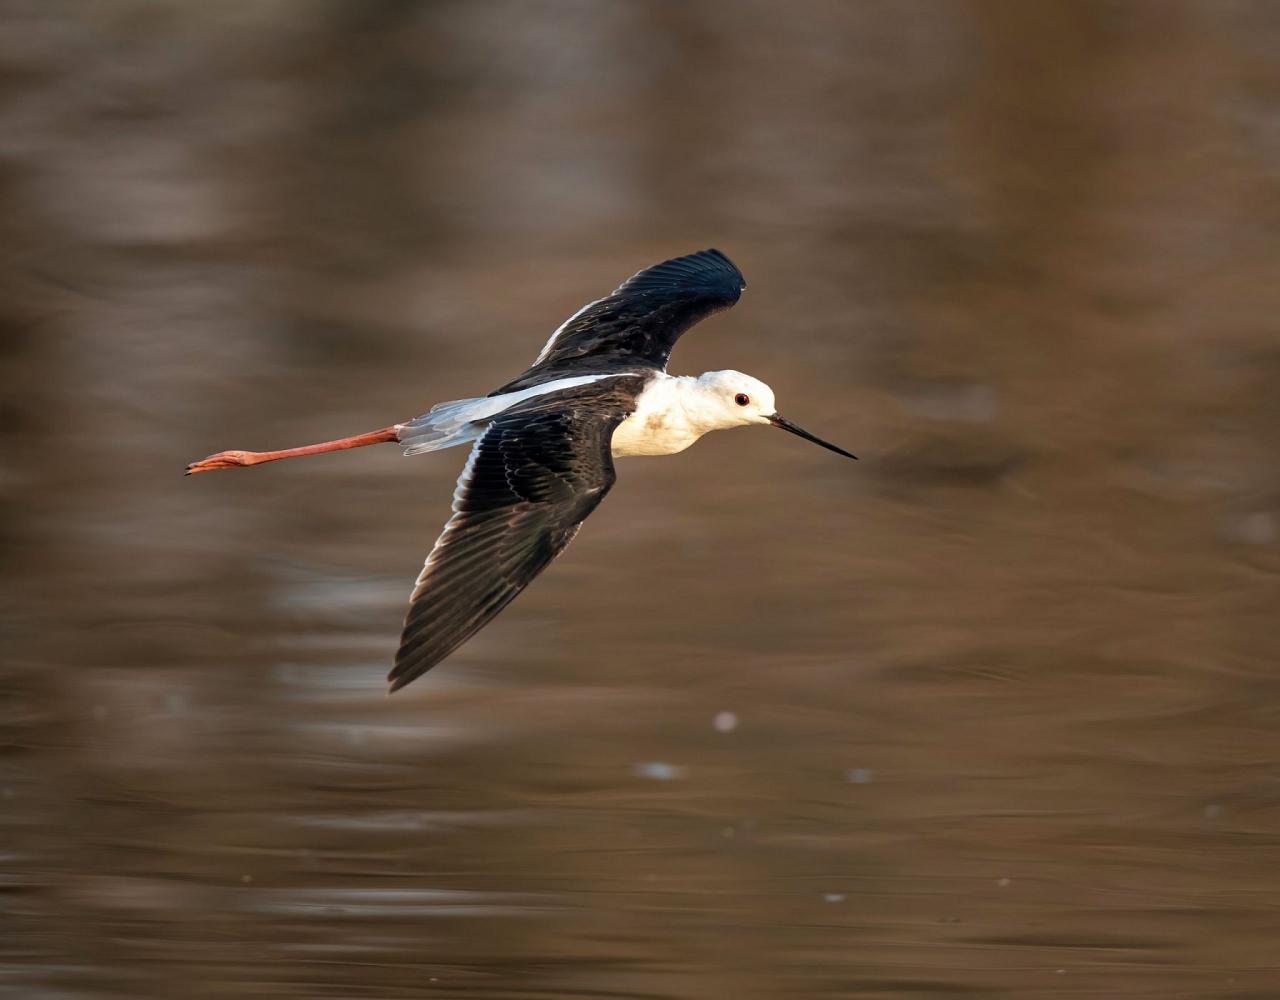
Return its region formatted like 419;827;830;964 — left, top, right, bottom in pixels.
390;376;646;692
492;248;745;393
186;249;856;693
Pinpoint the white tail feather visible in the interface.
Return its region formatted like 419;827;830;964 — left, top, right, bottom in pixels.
397;396;491;456
396;373;631;457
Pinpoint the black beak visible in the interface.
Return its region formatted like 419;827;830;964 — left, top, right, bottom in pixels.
768;414;858;460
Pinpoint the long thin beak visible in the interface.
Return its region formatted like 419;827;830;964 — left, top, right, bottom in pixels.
768;414;857;460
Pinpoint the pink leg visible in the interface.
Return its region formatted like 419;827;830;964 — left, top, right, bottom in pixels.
186;425;400;475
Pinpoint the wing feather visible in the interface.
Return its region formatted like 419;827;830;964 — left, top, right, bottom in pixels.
388;397;626;692
492;248;745;393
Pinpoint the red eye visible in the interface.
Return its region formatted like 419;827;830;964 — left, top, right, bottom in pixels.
734;393;750;406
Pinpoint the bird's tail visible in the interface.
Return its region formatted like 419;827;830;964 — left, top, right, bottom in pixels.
396;396;498;455
399;374;626;456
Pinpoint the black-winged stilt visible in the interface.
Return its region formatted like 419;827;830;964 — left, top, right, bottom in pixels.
188;250;856;691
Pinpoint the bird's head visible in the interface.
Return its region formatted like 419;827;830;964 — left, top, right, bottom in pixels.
693;370;857;460
695;370;777;427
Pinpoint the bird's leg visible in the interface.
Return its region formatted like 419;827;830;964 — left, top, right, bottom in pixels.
186;425;400;475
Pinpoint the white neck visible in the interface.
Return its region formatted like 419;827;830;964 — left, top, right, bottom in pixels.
610;375;720;457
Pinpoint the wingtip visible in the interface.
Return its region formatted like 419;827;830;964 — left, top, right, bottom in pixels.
700;247;745;291
621;247;745;297
386;667;412;694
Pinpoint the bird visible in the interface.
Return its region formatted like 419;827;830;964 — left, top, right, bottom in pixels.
187;249;856;692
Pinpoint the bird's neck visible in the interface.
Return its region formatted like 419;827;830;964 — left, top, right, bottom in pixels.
611;374;713;457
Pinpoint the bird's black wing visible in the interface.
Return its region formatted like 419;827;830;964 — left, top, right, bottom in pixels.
389;382;640;692
491;249;745;393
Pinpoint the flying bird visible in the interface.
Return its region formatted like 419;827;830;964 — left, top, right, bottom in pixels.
187;250;855;692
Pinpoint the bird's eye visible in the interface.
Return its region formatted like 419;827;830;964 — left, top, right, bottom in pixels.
734;393;750;406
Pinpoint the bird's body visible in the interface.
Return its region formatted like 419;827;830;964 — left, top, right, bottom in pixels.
398;370;775;460
188;249;855;692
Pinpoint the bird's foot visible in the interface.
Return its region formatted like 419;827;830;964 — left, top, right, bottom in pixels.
185;450;259;475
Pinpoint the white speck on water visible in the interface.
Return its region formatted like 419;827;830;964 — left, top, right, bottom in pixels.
713;711;738;733
721;826;735;839
240;874;252;884
823;893;845;903
1203;803;1222;819
845;768;873;784
632;761;686;781
165;693;189;715
997;877;1011;888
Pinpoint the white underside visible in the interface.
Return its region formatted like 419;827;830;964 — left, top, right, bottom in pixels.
609;375;707;456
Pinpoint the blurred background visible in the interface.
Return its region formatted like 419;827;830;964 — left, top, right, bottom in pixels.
2;2;1279;997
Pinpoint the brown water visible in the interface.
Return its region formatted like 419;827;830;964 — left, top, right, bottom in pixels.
3;3;1279;997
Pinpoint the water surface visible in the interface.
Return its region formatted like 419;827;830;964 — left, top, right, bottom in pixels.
2;3;1279;997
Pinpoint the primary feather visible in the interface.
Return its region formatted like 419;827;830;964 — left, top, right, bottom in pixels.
389;376;647;691
491;248;745;394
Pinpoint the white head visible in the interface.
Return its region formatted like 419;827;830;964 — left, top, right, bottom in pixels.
693;370;778;428
691;369;858;459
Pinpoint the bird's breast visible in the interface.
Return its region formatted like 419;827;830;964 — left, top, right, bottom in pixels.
609;378;706;457
610;411;701;457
